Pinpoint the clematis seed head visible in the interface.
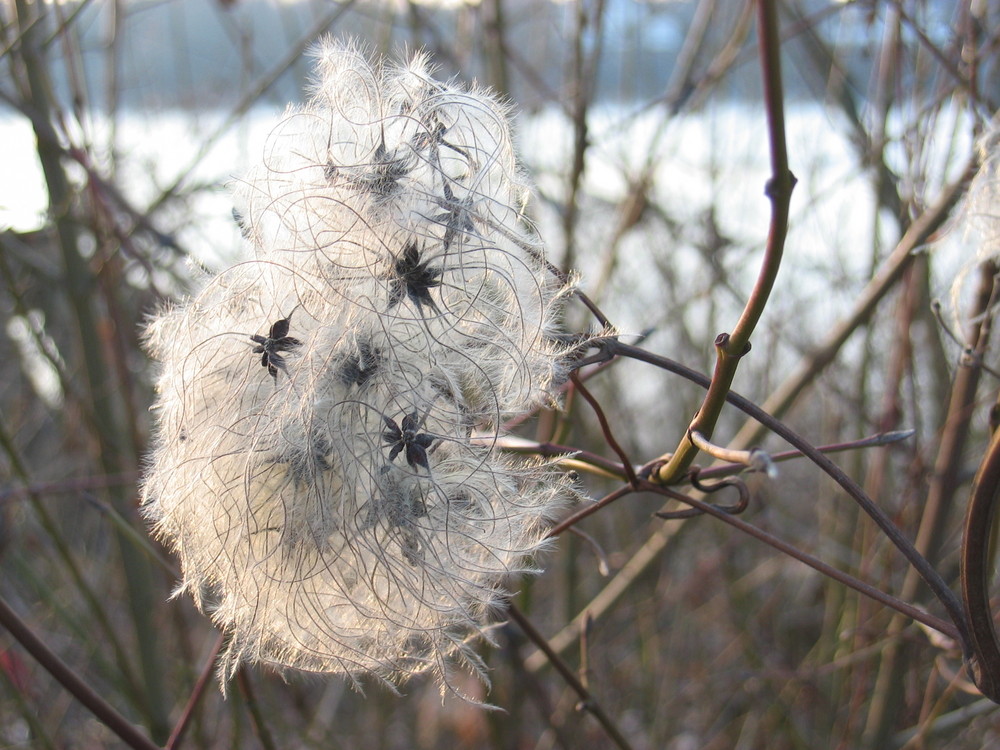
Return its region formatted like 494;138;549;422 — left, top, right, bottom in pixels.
141;38;575;698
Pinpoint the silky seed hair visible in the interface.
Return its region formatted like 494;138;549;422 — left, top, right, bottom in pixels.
945;124;1000;325
141;39;574;697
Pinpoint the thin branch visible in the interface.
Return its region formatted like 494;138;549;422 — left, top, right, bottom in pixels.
601;341;972;654
641;481;960;642
165;634;224;750
507;604;634;750
549;485;634;538
692;430;916;482
655;0;795;483
688;430;775;475
237;670;278;750
0;595;160;750
728;160;975;450
569;372;639;487
502;430;913;484
566;527;611;577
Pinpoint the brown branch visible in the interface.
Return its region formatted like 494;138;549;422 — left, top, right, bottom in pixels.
0;596;160;750
584;342;972;652
640;482;960;641
728;161;975;450
507;604;634;750
569;372;638;487
165;634;224;750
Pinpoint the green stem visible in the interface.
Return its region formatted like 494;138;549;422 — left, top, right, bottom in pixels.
656;0;794;484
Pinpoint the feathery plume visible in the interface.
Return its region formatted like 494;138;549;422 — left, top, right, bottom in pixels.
141;39;573;696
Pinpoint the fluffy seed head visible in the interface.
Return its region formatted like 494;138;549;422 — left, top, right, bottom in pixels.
141;39;572;696
963;126;1000;261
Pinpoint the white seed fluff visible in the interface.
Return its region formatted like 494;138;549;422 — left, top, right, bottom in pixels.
141;39;572;695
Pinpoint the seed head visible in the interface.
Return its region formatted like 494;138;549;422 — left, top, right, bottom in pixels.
141;39;573;698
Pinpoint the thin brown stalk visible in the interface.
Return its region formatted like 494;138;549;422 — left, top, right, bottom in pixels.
0;595;160;750
237;670;278;750
728;162;974;450
165;634;225;750
569;372;638;487
641;481;959;642
864;260;999;743
546;342;972;666
507;604;634;750
690;430;915;482
549;485;634;539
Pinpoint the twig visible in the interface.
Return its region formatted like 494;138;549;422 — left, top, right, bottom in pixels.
237;670;278;750
640;481;960;642
691;430;915;482
569;372;639;487
165;633;224;750
655;473;750;520
566;527;611;577
688;430;775;476
560;0;608;274
490;436;628;479
507;604;634;750
728;160;975;450
549;485;634;538
548;430;913;537
507;430;912;485
590;342;972;654
0;595;160;750
655;0;795;484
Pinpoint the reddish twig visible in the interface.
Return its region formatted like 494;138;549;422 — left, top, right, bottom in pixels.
237;670;277;750
569;371;639;487
641;481;961;642
566;340;971;653
165;633;225;750
549;485;634;539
